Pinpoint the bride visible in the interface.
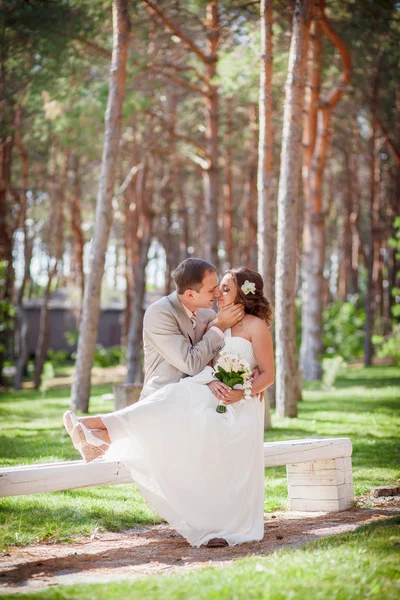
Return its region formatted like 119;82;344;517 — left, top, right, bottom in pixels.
64;267;274;548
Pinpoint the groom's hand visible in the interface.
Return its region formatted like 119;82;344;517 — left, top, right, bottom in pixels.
214;303;244;331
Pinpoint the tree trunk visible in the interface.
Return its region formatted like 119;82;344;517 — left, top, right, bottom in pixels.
256;0;275;418
33;268;54;389
71;0;130;412
70;155;85;309
364;59;381;367
203;0;220;266
300;109;328;381
243;104;258;270
300;0;351;380
163;182;174;295
0;130;14;386
126;222;152;384
168;90;189;263
178;174;190;262
34;145;69;388
14;102;32;389
339;149;358;298
257;0;274;302
126;161;153;384
275;0;312;418
223;97;234;267
122;155;139;349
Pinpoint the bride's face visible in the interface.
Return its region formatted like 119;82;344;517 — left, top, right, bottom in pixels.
217;274;238;309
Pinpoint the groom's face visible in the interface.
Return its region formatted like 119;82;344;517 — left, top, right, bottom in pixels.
190;271;221;309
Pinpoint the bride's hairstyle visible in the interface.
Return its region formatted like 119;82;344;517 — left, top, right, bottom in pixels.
225;267;273;327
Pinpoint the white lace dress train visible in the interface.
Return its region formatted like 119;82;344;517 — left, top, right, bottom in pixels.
102;329;265;547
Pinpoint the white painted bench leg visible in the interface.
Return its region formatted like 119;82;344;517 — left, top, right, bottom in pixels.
286;457;354;512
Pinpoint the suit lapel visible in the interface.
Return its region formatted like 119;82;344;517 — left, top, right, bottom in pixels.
167;292;195;344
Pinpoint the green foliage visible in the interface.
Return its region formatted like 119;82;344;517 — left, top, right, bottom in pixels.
93;345;124;368
323;296;365;361
374;327;400;365
47;350;70;364
322;356;345;389
64;330;79;347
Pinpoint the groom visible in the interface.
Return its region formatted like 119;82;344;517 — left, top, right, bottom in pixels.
141;258;244;399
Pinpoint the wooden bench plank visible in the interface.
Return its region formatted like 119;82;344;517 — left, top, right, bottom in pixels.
0;438;353;502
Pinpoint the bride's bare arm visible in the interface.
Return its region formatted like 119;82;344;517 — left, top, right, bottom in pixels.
249;320;275;394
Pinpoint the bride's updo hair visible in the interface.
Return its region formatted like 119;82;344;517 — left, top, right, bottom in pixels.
225;267;273;328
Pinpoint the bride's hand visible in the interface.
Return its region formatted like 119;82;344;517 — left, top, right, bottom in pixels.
223;389;245;405
207;380;230;401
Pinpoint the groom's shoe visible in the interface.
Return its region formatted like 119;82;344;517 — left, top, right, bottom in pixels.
206;538;229;548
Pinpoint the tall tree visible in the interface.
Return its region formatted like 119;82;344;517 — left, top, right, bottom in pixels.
71;0;130;412
14;98;32;389
126;156;153;384
144;0;221;265
244;103;258;270
300;0;351;380
223;96;234;267
364;57;381;366
257;0;274;303
70;155;85;308
275;0;312;418
34;146;69;389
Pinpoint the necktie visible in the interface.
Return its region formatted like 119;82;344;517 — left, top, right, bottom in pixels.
190;312;196;329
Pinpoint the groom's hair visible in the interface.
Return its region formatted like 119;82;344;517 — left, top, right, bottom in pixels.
173;258;217;294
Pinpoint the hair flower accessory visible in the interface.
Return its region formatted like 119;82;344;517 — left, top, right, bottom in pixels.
241;280;256;295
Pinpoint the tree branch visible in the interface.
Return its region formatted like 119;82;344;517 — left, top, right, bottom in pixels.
152;62;207;84
39;24;112;59
151;112;211;162
115;163;144;198
151;67;208;95
319;15;351;109
143;0;208;64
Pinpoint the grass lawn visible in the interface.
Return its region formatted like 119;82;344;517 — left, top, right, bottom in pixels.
0;365;399;550
0;515;399;599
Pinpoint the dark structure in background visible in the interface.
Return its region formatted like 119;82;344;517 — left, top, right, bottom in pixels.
23;288;162;357
24;303;123;356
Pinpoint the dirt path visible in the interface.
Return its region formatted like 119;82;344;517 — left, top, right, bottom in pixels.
1;502;399;594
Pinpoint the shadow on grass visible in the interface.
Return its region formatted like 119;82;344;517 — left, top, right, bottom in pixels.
335;365;400;389
3;513;399;587
0;433;78;463
0;496;154;541
0;384;114;405
335;377;400;389
299;397;400;416
264;427;314;442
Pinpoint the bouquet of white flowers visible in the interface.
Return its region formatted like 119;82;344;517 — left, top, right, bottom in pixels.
213;351;252;413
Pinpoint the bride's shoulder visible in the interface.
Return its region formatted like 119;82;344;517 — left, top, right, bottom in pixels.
247;315;271;338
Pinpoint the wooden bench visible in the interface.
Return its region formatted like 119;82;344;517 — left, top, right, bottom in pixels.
0;438;354;512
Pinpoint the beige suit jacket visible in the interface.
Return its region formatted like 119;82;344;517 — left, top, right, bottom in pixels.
141;291;225;399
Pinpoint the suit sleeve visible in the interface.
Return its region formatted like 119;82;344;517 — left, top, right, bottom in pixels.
144;305;224;377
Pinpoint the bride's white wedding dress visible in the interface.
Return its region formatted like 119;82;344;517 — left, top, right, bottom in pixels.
102;328;265;547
